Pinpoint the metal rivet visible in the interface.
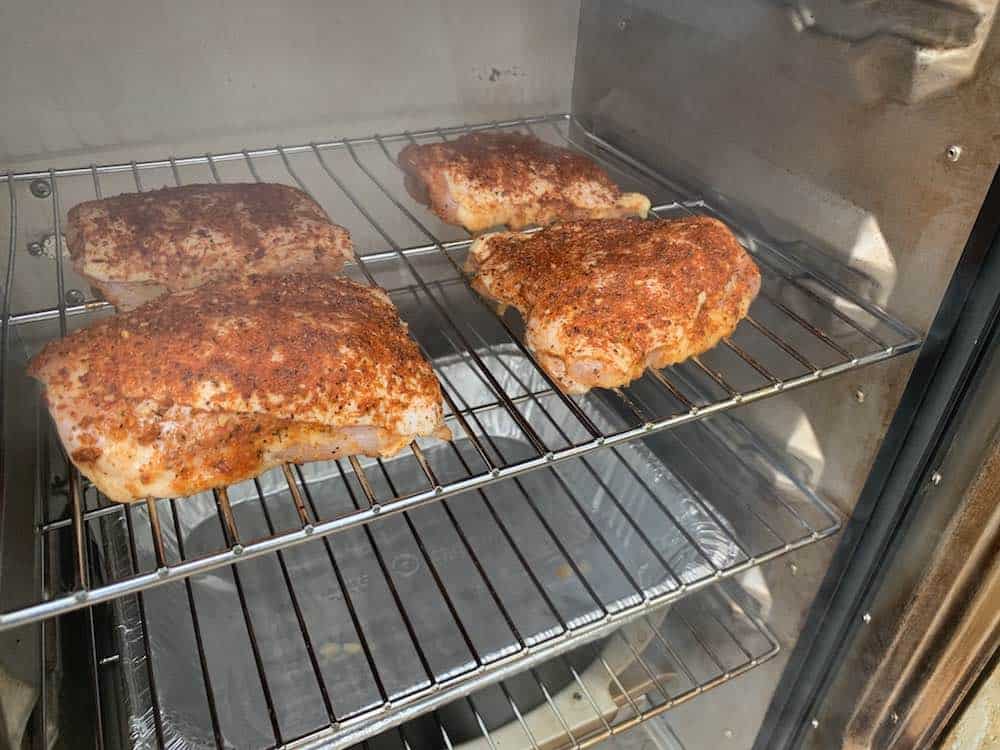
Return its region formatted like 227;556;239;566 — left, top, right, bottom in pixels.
29;179;52;198
303;523;315;535
157;566;169;578
855;388;865;403
811;718;820;729
863;612;872;624
891;711;900;725
75;591;88;602
617;17;630;30
65;289;85;305
371;504;382;515
724;729;734;739
27;241;44;256
931;471;942;486
232;543;244;556
789;562;799;575
788;6;816;31
945;145;962;162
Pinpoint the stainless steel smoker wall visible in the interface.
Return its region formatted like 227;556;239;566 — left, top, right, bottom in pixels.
0;0;580;170
571;2;1000;747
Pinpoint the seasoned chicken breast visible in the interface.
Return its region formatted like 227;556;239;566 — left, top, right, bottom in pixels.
66;183;353;309
29;275;449;502
467;216;761;394
398;132;650;232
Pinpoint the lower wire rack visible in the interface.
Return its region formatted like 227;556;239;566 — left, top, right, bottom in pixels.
102;576;775;750
44;389;810;749
0;113;916;627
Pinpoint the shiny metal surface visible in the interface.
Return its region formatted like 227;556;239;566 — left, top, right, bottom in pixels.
806;268;1000;750
776;0;998;103
847;439;1000;749
0;1;580;169
571;3;999;748
0;114;924;631
572;0;999;344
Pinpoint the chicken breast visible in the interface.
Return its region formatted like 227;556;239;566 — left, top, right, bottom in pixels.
29;274;450;502
66;183;354;309
467;216;761;395
398;132;651;232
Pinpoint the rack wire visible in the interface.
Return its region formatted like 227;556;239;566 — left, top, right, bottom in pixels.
0;114;918;630
77;573;776;750
313;589;776;750
46;390;813;749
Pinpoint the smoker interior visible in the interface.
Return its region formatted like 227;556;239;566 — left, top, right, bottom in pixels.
3;2;995;749
1;114;918;750
5;116;907;629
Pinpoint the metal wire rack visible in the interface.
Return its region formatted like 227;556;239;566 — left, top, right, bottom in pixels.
35;361;811;749
0;114;917;630
84;574;776;750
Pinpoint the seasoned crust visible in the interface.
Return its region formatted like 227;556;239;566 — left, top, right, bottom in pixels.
29;274;449;501
467;216;761;394
66;183;354;308
398;132;650;232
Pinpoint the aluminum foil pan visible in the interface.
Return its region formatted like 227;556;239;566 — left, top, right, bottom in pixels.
100;347;744;749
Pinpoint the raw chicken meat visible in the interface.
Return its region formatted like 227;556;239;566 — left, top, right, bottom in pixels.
29;274;449;502
66;183;353;309
467;216;761;394
398;132;650;232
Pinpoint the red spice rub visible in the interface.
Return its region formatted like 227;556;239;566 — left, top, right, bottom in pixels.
29;274;448;501
398;132;650;232
66;183;354;308
467;216;761;394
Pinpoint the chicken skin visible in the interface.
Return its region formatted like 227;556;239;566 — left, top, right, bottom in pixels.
29;275;449;502
66;183;353;309
398;132;650;232
467;216;761;394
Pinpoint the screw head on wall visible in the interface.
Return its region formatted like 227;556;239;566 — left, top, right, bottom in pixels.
29;179;52;198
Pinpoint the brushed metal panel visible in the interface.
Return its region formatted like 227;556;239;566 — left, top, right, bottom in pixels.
0;0;580;169
572;3;998;748
572;0;998;331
